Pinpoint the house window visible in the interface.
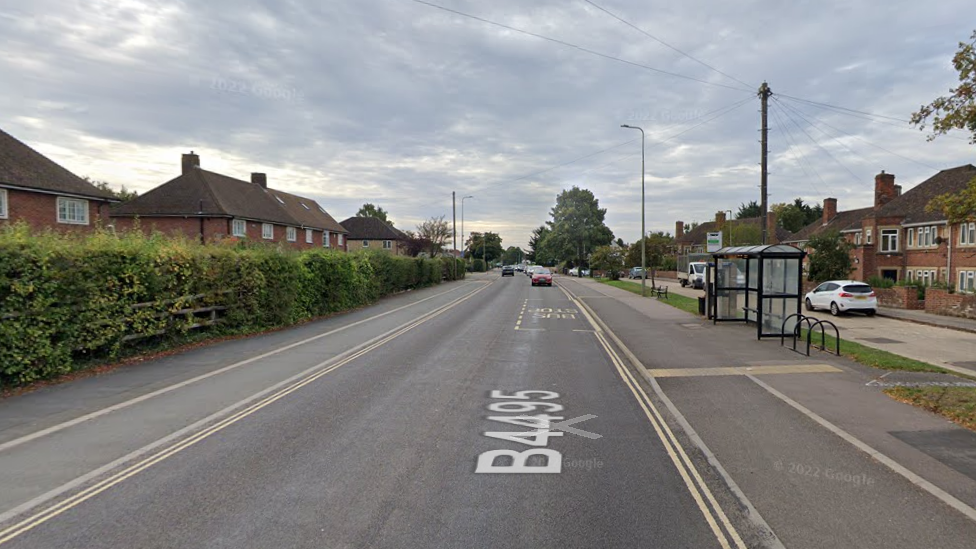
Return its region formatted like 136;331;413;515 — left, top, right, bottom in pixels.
906;270;913;282
923;226;931;247
362;240;370;247
961;223;976;246
880;229;898;252
964;271;976;293
306;228;313;244
338;234;344;247
57;197;89;225
0;189;7;219
287;227;297;242
854;232;862;246
232;219;246;237
907;228;914;248
383;240;392;249
323;230;330;248
262;223;274;239
865;228;872;245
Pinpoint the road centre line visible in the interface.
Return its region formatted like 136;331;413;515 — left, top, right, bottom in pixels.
0;281;485;455
0;282;493;539
557;284;747;549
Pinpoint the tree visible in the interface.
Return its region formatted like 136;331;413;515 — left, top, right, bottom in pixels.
625;231;673;288
356;203;393;227
911;30;976;145
416;216;451;257
736;200;761;219
615;237;626;248
527;225;555;265
590;245;626;280
84;177;138;202
501;246;524;265
807;231;853;282
725;222;762;246
465;231;503;264
684;221;700;234
546;187;614;273
400;230;432;257
928;177;976;224
773;198;823;233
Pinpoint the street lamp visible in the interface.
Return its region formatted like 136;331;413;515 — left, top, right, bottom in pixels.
461;195;473;259
725;209;734;247
621;124;646;297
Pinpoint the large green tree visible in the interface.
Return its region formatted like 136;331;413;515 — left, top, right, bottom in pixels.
736;200;761;219
590;245;626;280
416;216;451;257
501;246;524;265
625;231;673;288
527;225;552;264
772;198;823;233
356;203;394;227
911;30;976;145
465;231;503;264
807;231;853;282
545;187;614;272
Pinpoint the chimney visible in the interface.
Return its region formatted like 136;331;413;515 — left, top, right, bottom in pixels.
715;211;726;227
675;221;684;237
251;172;267;189
181;151;200;174
874;171;897;209
766;211;779;244
823;198;838;225
894;184;902;197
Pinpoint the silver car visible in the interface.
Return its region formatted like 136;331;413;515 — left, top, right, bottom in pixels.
804;280;877;316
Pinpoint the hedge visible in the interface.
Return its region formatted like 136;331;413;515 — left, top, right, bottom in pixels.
0;224;465;387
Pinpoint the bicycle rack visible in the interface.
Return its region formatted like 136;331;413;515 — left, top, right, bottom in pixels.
780;313;841;357
807;319;841;357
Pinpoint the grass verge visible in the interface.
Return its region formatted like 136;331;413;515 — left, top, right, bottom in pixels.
883;386;976;431
597;279;700;315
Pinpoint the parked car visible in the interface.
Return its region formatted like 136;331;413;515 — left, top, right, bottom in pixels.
804;280;877;316
531;268;553;286
568;268;579;276
501;265;515;277
629;267;646;279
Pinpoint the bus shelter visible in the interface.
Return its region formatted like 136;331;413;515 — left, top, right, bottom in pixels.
708;244;807;339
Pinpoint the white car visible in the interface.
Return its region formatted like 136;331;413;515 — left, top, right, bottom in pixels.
804;280;877;316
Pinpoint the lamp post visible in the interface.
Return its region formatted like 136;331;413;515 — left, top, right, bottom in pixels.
461;195;473;260
725;209;734;247
621;124;646;297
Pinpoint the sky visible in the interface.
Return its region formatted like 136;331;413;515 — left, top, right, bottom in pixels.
1;0;974;250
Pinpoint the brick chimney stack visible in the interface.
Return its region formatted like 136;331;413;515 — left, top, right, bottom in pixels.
766;211;778;244
251;173;268;189
715;211;726;228
675;220;684;237
874;171;897;209
823;198;838;225
181;151;200;174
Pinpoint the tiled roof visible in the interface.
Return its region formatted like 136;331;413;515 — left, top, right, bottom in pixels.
268;188;347;233
786;206;873;243
0;128;117;200
676;216;792;245
340;217;403;240
874;164;976;224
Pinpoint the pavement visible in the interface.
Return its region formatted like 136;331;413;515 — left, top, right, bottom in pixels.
0;272;975;548
613;275;976;378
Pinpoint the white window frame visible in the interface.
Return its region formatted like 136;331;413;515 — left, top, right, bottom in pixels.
362;240;370;248
880;229;899;252
907;228;914;248
924;226;932;247
969;271;976;293
338;234;344;247
0;189;7;219
960;224;968;246
865;228;872;245
232;219;246;237
262;223;274;240
854;232;862;246
57;197;89;225
287;226;297;242
323;230;330;248
907;270;914;283
306;228;313;244
383;240;392;249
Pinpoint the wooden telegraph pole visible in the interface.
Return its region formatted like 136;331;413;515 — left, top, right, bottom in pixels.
759;82;772;245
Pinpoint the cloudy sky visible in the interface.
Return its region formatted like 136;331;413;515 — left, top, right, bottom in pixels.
2;0;974;249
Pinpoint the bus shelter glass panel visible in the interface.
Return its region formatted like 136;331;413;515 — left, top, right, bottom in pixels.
760;257;802;337
714;258;747;320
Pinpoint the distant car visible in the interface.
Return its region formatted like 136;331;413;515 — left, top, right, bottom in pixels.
581;269;590;277
531;268;553;286
629;267;646;279
526;265;539;276
502;265;515;277
515;265;524;272
568;268;579;276
804;280;877;316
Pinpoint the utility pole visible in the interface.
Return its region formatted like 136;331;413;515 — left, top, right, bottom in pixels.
759;81;772;245
452;192;457;280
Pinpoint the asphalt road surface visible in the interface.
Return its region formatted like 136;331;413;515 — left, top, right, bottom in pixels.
1;273;975;548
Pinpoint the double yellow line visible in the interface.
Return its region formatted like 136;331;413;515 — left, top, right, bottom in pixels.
0;281;492;545
559;285;746;549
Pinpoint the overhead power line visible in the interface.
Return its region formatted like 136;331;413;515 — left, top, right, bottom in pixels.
581;0;753;91
776;93;909;123
768;100;829;196
772;99;862;186
410;0;754;93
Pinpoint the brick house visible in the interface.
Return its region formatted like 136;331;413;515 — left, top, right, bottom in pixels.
783;198;873;280
111;152;347;250
674;211;789;254
788;166;976;289
0;127;118;232
340;216;408;255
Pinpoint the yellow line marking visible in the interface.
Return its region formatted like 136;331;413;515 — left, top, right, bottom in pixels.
557;284;745;549
648;364;841;378
0;282;493;545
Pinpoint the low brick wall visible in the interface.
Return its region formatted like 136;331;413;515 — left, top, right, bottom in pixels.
652;270;677;279
875;286;923;310
802;280;818;295
924;288;976;319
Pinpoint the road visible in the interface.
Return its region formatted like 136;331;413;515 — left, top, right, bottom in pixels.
0;273;975;548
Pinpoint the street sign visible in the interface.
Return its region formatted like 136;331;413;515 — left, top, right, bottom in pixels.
706;231;723;253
